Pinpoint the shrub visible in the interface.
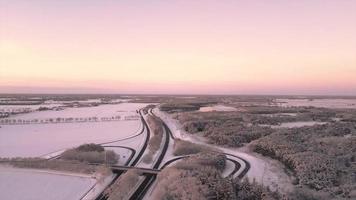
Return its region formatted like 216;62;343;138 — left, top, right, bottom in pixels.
105;169;142;200
76;143;105;152
153;152;233;199
142;152;154;163
252;122;356;197
143;115;164;163
287;187;332;200
61;144;119;164
6;158;98;174
173;139;213;156
61;149;118;164
233;178;280;200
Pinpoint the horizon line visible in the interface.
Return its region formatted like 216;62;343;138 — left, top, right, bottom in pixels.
1;92;356;98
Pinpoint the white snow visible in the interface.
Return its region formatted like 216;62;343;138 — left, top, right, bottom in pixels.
199;105;237;112
273;121;327;128
104;146;134;165
0;104;63;113
4;103;146;121
0;103;148;157
0;166;96;200
276;98;356;109
0;121;141;158
81;173;116;200
221;159;235;178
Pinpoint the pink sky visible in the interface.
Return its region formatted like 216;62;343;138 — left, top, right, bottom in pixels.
1;1;355;95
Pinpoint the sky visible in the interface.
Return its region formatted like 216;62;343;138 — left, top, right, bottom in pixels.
0;0;356;95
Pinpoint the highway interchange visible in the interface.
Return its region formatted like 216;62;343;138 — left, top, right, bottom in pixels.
92;107;251;200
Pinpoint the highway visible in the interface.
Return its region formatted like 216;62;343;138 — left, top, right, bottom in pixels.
94;107;251;200
128;108;170;199
95;109;150;200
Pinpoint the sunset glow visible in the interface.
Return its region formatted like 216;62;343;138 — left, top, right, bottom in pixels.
1;0;356;94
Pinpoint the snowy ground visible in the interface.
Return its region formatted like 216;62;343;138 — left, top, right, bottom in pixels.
199;104;237;112
276;98;356;109
153;108;295;194
0;103;147;157
221;159;235;178
0;102;148;200
273;121;327;128
4;103;146;121
0;120;141;157
104;146;135;165
0;104;64;112
0;166;96;200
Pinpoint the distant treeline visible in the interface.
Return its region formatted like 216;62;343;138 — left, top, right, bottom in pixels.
0;115;140;125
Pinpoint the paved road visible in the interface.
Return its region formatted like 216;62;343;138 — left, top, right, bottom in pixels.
96;107;251;200
95;109;150;200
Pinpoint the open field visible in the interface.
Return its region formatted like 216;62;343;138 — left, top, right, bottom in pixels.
0;103;146;157
0;166;96;200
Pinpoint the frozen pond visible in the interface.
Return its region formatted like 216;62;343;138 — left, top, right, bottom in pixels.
0;166;96;200
276;98;356;109
0;103;147;157
199;105;237;112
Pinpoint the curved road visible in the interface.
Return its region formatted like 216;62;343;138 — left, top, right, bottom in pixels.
97;107;251;200
95;109;150;200
128;108;170;199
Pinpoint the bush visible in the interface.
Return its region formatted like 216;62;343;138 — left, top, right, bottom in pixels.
143;115;164;163
76;143;105;152
153;152;233;199
154;152;281;200
61;144;119;164
173;139;213;156
252;122;356;197
233;178;280;200
177;112;274;147
7;158;98;174
61;149;118;164
142;152;154;163
287;187;332;200
175;152;227;171
105;169;142;200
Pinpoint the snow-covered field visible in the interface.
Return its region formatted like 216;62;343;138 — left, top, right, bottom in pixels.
0;103;147;157
0;166;96;200
0;104;63;113
5;103;143;120
276;98;356;109
199;105;237;112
